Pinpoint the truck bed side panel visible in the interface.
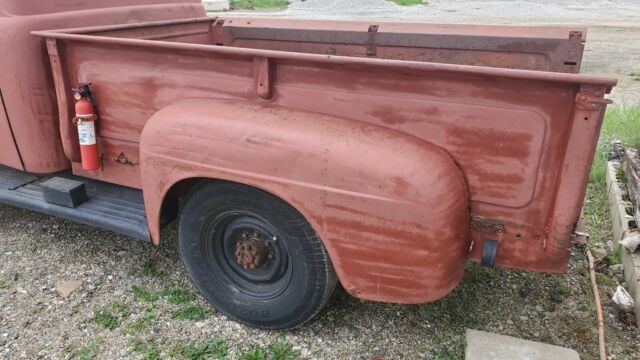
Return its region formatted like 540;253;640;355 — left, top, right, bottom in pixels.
56;40;604;274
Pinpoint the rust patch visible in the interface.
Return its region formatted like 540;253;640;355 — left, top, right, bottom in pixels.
471;215;506;234
235;231;273;270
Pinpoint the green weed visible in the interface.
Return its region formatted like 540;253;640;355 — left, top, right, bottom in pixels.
161;285;196;304
0;276;11;289
139;260;165;278
124;310;156;334
111;301;132;317
230;0;289;10
589;105;640;185
239;346;266;360
130;339;161;360
170;339;228;360
72;337;104;360
93;309;118;330
585;106;640;247
269;337;299;360
391;0;425;5
171;304;213;320
132;285;160;302
553;282;571;296
607;245;622;265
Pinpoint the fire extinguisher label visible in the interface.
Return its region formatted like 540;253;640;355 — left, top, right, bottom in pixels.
78;121;97;146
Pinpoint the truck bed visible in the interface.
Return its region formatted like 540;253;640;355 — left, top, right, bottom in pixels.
48;17;587;73
33;17;616;277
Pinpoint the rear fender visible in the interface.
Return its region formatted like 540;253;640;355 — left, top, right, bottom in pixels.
140;99;470;303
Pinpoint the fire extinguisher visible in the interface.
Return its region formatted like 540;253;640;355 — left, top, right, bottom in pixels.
73;84;100;171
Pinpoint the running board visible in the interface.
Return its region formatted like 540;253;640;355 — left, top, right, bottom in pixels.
0;165;150;241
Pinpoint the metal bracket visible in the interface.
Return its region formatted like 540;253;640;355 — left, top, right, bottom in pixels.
367;25;379;57
211;19;226;46
575;85;613;111
571;231;590;244
253;57;273;100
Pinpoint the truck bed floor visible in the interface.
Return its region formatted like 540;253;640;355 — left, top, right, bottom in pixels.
0;165;149;241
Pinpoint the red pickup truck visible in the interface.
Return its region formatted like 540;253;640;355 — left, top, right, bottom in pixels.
0;0;616;329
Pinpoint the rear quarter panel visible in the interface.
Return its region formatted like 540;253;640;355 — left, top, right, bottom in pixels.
140;99;471;303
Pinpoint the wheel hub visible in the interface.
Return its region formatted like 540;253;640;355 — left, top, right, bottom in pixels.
234;232;273;269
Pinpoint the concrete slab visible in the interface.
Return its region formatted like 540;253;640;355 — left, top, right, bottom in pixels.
622;246;640;317
606;161;632;247
203;0;229;12
607;161;640;319
465;329;580;360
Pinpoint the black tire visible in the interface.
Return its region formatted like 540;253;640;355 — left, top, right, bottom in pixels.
178;181;337;329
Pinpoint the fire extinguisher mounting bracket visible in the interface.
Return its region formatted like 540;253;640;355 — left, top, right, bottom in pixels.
72;83;96;109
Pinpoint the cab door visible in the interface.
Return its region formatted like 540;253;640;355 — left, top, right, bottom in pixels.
0;90;23;170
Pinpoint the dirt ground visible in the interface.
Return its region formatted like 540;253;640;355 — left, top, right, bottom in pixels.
2;1;640;359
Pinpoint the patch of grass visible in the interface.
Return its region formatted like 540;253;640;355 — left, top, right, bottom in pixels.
585;106;640;248
268;337;299;360
239;346;266;360
230;0;289;10
171;304;213;320
391;0;425;5
553;282;571;296
124;310;156;334
130;339;161;360
607;245;622;265
170;339;228;360
161;285;196;304
589;105;640;185
630;72;640;81
132;285;160;302
111;301;132;317
139;260;165;278
73;337;103;360
433;332;463;360
595;272;617;287
0;275;11;289
93;309;118;330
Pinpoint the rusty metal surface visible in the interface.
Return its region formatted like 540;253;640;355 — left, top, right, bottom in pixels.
0;0;205;173
139;99;471;303
213;18;586;73
32;17;616;303
235;233;274;270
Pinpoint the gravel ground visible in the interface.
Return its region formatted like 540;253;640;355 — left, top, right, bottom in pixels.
2;1;640;359
1;205;639;359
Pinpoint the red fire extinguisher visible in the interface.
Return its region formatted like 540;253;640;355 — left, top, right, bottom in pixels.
73;84;100;171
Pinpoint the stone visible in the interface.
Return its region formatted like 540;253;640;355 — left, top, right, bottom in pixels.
591;247;608;261
466;329;580;360
56;280;82;298
610;264;624;273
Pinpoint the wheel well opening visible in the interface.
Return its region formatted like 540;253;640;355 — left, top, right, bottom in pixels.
159;177;206;227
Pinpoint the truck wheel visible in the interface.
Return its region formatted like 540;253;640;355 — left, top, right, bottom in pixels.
178;181;337;329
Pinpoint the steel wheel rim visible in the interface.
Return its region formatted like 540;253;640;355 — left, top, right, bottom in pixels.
206;211;292;299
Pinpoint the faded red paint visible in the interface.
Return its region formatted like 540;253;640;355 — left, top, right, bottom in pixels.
0;0;205;173
23;17;616;303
